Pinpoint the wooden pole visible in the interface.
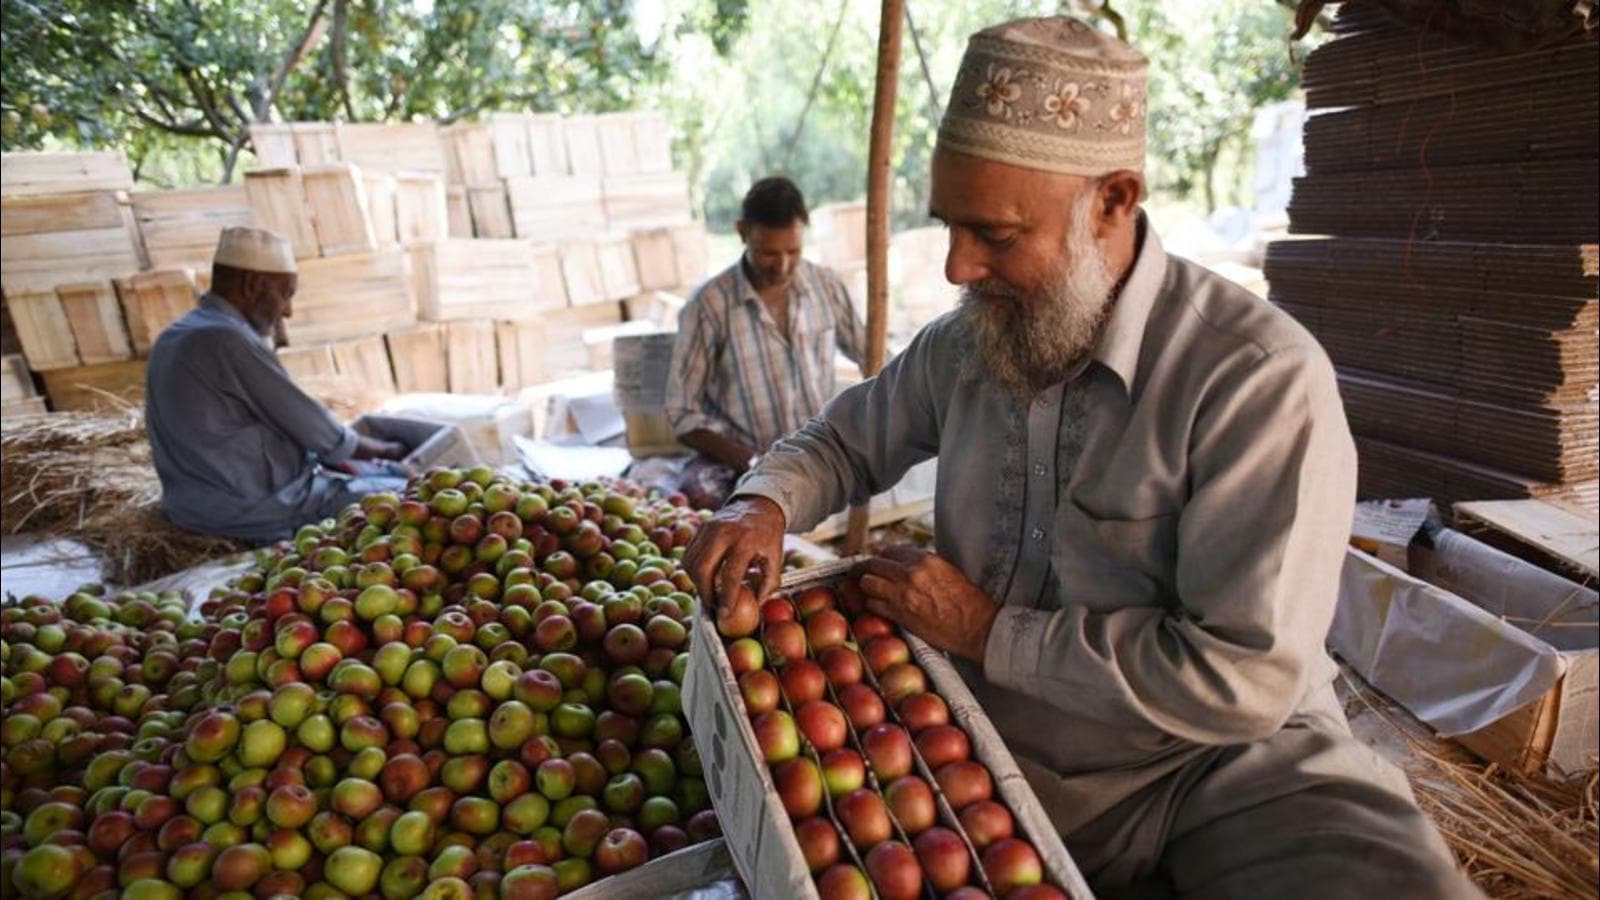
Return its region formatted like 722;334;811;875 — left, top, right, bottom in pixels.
843;0;905;556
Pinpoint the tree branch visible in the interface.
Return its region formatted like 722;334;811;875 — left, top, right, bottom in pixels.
332;0;356;120
781;0;850;171
265;0;331;113
905;3;941;123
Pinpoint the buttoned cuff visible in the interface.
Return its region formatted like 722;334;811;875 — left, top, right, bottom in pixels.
323;425;361;465
983;605;1053;692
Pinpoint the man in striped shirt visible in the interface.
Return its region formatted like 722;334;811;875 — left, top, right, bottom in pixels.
664;177;867;507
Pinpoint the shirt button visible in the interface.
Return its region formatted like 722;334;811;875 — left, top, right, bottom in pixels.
1032;462;1046;476
1031;528;1045;541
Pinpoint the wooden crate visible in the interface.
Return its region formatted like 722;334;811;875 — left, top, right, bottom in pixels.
116;270;197;355
467;185;514;239
504;175;606;241
1;353;36;403
2;396;48;417
302;163;377;256
527;114;570;175
536;301;626;376
0;151;133;197
633;111;673;175
39;358;146;411
292;123;340;165
563;116;605;177
446;123;498;186
595;234;642;300
394;174;448;245
335;122;448;174
330;334;397;395
129;186;254;272
445;187;473;239
812;201;868;267
496;319;547;391
276;344;338;380
286;248;416;345
445;320;500;394
559;241;606;307
487;113;533;179
244;169;319;259
5;290;79;370
411;239;568;321
0;191;144;294
631;227;679;290
1;191;125;237
670;222;710;287
385;323;449;393
248;124;299;167
57;282;131;364
597;113;640;176
363;173;400;247
601;172;693;230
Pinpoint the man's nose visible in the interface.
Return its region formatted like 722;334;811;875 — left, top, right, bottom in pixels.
944;231;989;285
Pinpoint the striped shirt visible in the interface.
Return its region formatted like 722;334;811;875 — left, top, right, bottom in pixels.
666;257;867;451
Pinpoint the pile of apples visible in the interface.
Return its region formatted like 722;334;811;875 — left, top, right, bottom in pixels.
717;580;1069;900
1;468;719;900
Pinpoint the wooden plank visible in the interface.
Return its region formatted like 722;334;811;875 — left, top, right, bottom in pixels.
56;282;131;364
0;151;132;197
595;234;641;300
631;227;679;290
812;201;868;267
504;175;607;241
669;222;710;287
526;114;570;175
601;172;693;230
446;320;500;394
495;319;547;391
559;241;606;307
446;123;499;186
292;123;340;165
1;191;124;237
330;334;397;395
411;239;567;321
1;353;36;403
363;172;399;247
243;168;319;259
394;173;448;245
384;323;449;393
115;270;197;355
633;111;673;175
5;290;79;370
0;225;144;294
275;343;338;380
445;187;473;239
334;122;448;174
1;396;49;418
467;185;514;239
285;248;416;345
597;113;640;176
563;116;605;177
248;124;300;167
536;301;627;376
301;163;377;256
1455;499;1599;579
487;113;533;178
39;358;146;411
129;186;254;272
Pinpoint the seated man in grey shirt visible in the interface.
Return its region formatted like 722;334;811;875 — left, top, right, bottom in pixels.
145;226;408;544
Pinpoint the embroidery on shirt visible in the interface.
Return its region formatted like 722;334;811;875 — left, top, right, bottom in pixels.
977;394;1029;602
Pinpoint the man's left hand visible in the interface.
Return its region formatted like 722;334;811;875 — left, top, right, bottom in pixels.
856;546;998;664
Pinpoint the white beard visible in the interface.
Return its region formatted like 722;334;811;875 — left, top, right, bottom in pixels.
961;187;1118;399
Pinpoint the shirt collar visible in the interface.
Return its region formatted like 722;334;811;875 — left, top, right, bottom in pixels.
1091;213;1167;396
199;292;274;349
735;256;804;307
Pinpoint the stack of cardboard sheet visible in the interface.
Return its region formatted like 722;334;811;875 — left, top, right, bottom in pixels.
1268;2;1598;513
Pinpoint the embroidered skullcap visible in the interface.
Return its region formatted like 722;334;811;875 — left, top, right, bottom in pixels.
213;226;297;274
937;16;1148;177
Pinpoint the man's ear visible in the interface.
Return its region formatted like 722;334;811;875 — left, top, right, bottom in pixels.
735;220;749;244
1096;170;1144;233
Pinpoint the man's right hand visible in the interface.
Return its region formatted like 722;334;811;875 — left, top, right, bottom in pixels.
683;495;787;620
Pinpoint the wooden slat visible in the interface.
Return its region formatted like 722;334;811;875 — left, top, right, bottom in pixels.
597;113;640;176
129;186;254;272
5;290;80;370
0;151;132;197
467;186;514;239
394;173;448;245
244;169;320;259
446;187;473;239
527;114;570;175
0;225;144;294
601;172;693;230
446;320;500;394
411;240;568;321
248;124;300;167
563;116;605;177
39;358;146;411
670;222;710;287
1;396;49;418
1454;499;1599;579
632;227;679;290
302;163;377;256
447;123;499;186
812;201;868;267
504;175;607;241
559;241;606;307
384;323;449;393
57;282;131;364
1;191;124;237
292;123;340;165
1;353;36;403
115;270;197;355
535;302;626;376
495;320;546;391
595;234;642;300
330;334;397;395
633;111;673;175
276;343;339;380
285;248;416;345
334;122;448;174
487;113;533;179
363;172;399;247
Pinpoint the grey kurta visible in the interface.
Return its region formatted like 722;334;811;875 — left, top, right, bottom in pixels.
737;223;1475;896
145;293;360;544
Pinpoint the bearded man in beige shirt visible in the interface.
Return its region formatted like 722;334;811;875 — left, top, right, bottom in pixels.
685;15;1479;900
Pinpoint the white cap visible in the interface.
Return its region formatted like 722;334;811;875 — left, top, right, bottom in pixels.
213;226;297;274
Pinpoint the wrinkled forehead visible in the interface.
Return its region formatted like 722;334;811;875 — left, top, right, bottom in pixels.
929;147;1089;227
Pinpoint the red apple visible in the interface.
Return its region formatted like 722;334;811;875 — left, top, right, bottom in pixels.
794;701;848;753
958;800;1014;850
935;760;993;810
913;826;972;892
863;636;910;675
750;710;799;763
865;840;923;900
760;598;796;624
793;817;842;875
834;789;892;849
792;586;835;619
897;693;949;733
716;586;760;638
850;613;895;643
1009;886;1069;900
876;662;925;704
982;837;1043;893
804;610;850;651
819;748;866;797
772;758;823;820
816;863;871;900
724;638;765;676
738;669;781;715
779;660;827;706
914;724;970;770
761;621;807;667
593;827;649;874
817;646;863;688
836;683;885;730
861;723;913;781
883;775;936;835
